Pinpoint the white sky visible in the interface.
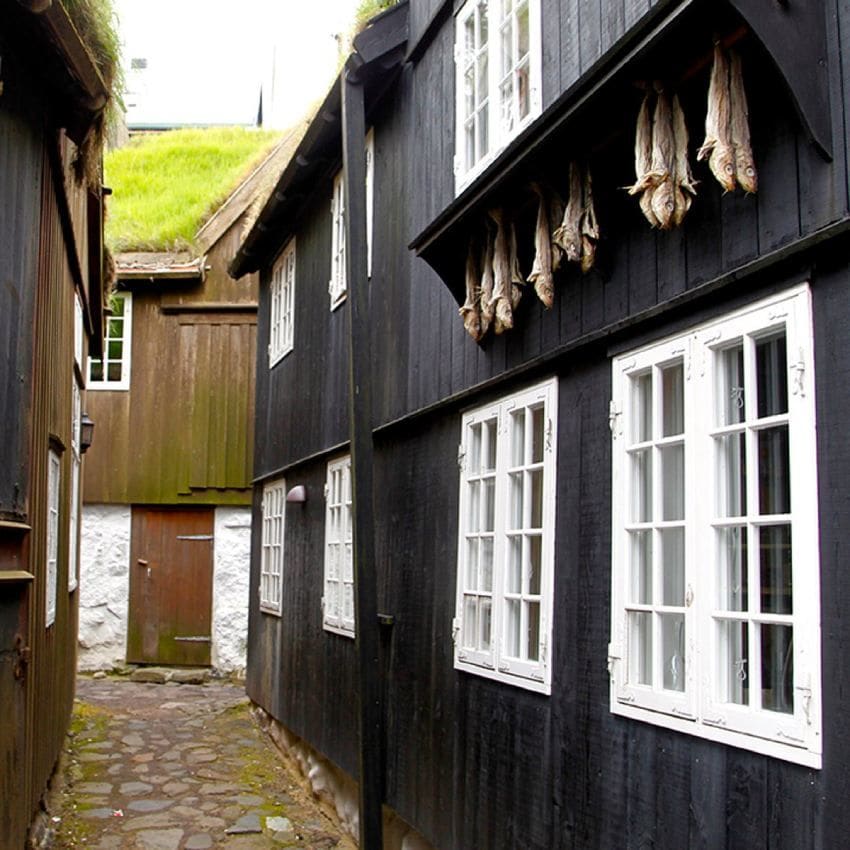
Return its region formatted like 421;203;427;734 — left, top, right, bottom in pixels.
115;0;363;129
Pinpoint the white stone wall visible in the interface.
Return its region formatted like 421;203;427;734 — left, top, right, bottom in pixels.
78;504;251;674
78;504;132;671
212;506;251;674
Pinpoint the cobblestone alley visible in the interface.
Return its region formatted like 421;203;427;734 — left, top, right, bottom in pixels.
49;675;355;850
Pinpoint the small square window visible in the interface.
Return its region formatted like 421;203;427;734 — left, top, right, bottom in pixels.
88;292;132;390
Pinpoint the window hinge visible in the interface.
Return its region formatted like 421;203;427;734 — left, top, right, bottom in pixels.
499;662;510;672
546;418;553;453
540;634;547;664
607;642;621;677
530;671;544;681
451;616;460;646
453;154;461;177
790;348;806;398
776;730;805;744
703;714;727;727
457;445;466;471
608;400;622;437
795;675;813;723
323;483;329;500
321;596;325;612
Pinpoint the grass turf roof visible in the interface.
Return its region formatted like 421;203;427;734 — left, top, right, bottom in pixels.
105;127;283;252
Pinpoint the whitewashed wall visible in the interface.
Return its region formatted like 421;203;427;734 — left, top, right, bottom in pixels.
78;504;251;674
78;504;132;671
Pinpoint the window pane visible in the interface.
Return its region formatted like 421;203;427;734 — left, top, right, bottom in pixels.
501;20;513;76
469;423;481;473
528;535;541;595
661;362;684;436
660;613;685;692
717;432;747;517
516;62;530;120
506;535;521;593
108;339;123;360
759;524;792;615
718;619;749;705
484;419;497;471
629;611;652;686
632;372;652;442
476;52;489;107
529;469;543;528
107;362;123;381
758;425;790;515
761;624;793;714
108;317;123;338
483;478;495;531
479;599;492;651
90;360;104;381
466;538;478;589
510;471;523;528
660;527;684;606
756;332;788;418
660;444;684;521
517;2;529;58
630;530;652;604
531;405;544;463
511;409;525;466
478;0;488;45
631;449;652;523
717;344;745;426
468;480;480;532
480;537;494;592
463;597;478;648
526;601;540;661
505;598;520;657
717;526;748;611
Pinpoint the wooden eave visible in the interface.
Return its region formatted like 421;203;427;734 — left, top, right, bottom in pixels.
228;1;409;280
409;0;832;305
11;0;110;144
115;253;206;287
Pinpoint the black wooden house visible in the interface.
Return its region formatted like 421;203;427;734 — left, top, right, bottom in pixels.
230;1;850;847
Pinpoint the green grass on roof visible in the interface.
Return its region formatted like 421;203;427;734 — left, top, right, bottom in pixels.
105;127;282;252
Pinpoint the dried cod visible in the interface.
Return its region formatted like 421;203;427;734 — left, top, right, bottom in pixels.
489;208;520;334
459;242;482;341
580;168;600;273
527;183;555;309
729;49;757;194
553;162;584;263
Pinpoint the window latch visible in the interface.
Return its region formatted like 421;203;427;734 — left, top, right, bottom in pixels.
790;349;806;397
608;400;621;437
451;617;460;646
457;445;466;470
795;675;813;723
607;642;621;677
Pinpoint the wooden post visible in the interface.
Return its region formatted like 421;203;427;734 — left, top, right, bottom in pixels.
342;58;384;850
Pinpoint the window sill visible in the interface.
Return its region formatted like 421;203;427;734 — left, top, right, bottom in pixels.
259;605;282;617
323;623;355;639
455;658;550;696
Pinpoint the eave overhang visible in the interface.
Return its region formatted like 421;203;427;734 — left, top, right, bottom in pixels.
115;253;206;286
228;0;409;280
409;0;832;305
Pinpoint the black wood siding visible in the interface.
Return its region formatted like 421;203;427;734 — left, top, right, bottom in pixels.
247;1;850;847
0;109;41;519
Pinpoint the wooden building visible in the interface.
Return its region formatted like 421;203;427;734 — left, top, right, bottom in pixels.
78;136;301;673
230;1;850;847
0;1;111;845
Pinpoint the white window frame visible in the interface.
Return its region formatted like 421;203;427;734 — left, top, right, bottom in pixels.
260;478;286;615
609;284;822;768
269;238;296;366
68;381;81;592
454;0;542;193
323;455;355;637
88;292;132;390
453;377;558;694
329;170;346;311
46;448;61;627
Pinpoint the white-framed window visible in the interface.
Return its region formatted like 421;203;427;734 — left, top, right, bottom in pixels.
329;170;346;310
269;237;296;366
260;478;286;615
74;292;84;369
323;455;354;637
609;285;822;768
46;448;61;627
453;377;558;693
68;381;81;592
328;132;376;310
88;292;132;390
454;0;542;191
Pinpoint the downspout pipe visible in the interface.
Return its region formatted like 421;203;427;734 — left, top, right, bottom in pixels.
341;52;384;850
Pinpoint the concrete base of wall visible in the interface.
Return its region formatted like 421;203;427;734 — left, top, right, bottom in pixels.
78;505;251;674
253;706;435;850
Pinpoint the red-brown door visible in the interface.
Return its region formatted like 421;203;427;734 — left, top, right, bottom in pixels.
127;507;213;666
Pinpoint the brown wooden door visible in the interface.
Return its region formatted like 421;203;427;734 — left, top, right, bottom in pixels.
127;508;213;666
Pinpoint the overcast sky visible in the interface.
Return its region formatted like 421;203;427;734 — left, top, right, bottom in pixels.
114;0;363;129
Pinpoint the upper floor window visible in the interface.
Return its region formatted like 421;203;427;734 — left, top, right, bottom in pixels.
454;0;542;191
609;285;822;768
323;455;354;637
329;170;347;310
46;447;61;627
453;377;558;693
89;292;132;390
269;238;296;366
260;478;286;615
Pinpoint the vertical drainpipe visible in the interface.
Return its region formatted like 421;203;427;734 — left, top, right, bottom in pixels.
342;54;384;850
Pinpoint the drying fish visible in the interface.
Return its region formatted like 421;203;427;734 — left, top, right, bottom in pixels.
649;87;677;230
671;93;697;227
729;49;757;193
527;183;555;309
489;208;518;332
698;43;736;192
509;220;524;289
580;168;600;273
627;90;660;227
553;161;584;262
459;243;482;341
484;223;511;334
549;190;565;270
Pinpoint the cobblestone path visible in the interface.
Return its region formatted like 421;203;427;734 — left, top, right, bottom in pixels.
52;675;356;850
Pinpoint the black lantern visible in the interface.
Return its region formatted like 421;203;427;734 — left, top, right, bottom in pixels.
79;413;95;454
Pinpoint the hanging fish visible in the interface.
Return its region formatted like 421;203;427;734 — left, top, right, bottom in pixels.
459;242;482;341
487;220;513;334
509;220;524;289
698;43;736;192
671;93;697;227
489;208;517;332
580;167;600;273
553;161;584;262
627;90;660;227
649;87;677;230
527;183;555;309
729;49;757;194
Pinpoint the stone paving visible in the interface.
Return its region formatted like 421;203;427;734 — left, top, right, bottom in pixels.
51;674;357;850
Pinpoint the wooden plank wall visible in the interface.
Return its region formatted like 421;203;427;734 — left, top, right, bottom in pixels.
247;1;850;848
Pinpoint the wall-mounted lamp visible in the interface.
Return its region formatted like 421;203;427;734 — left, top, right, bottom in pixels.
286;485;307;503
79;413;95;454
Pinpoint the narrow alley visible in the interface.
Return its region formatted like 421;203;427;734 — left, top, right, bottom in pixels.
49;676;355;850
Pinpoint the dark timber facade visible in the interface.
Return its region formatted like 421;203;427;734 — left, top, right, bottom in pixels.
232;1;850;847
